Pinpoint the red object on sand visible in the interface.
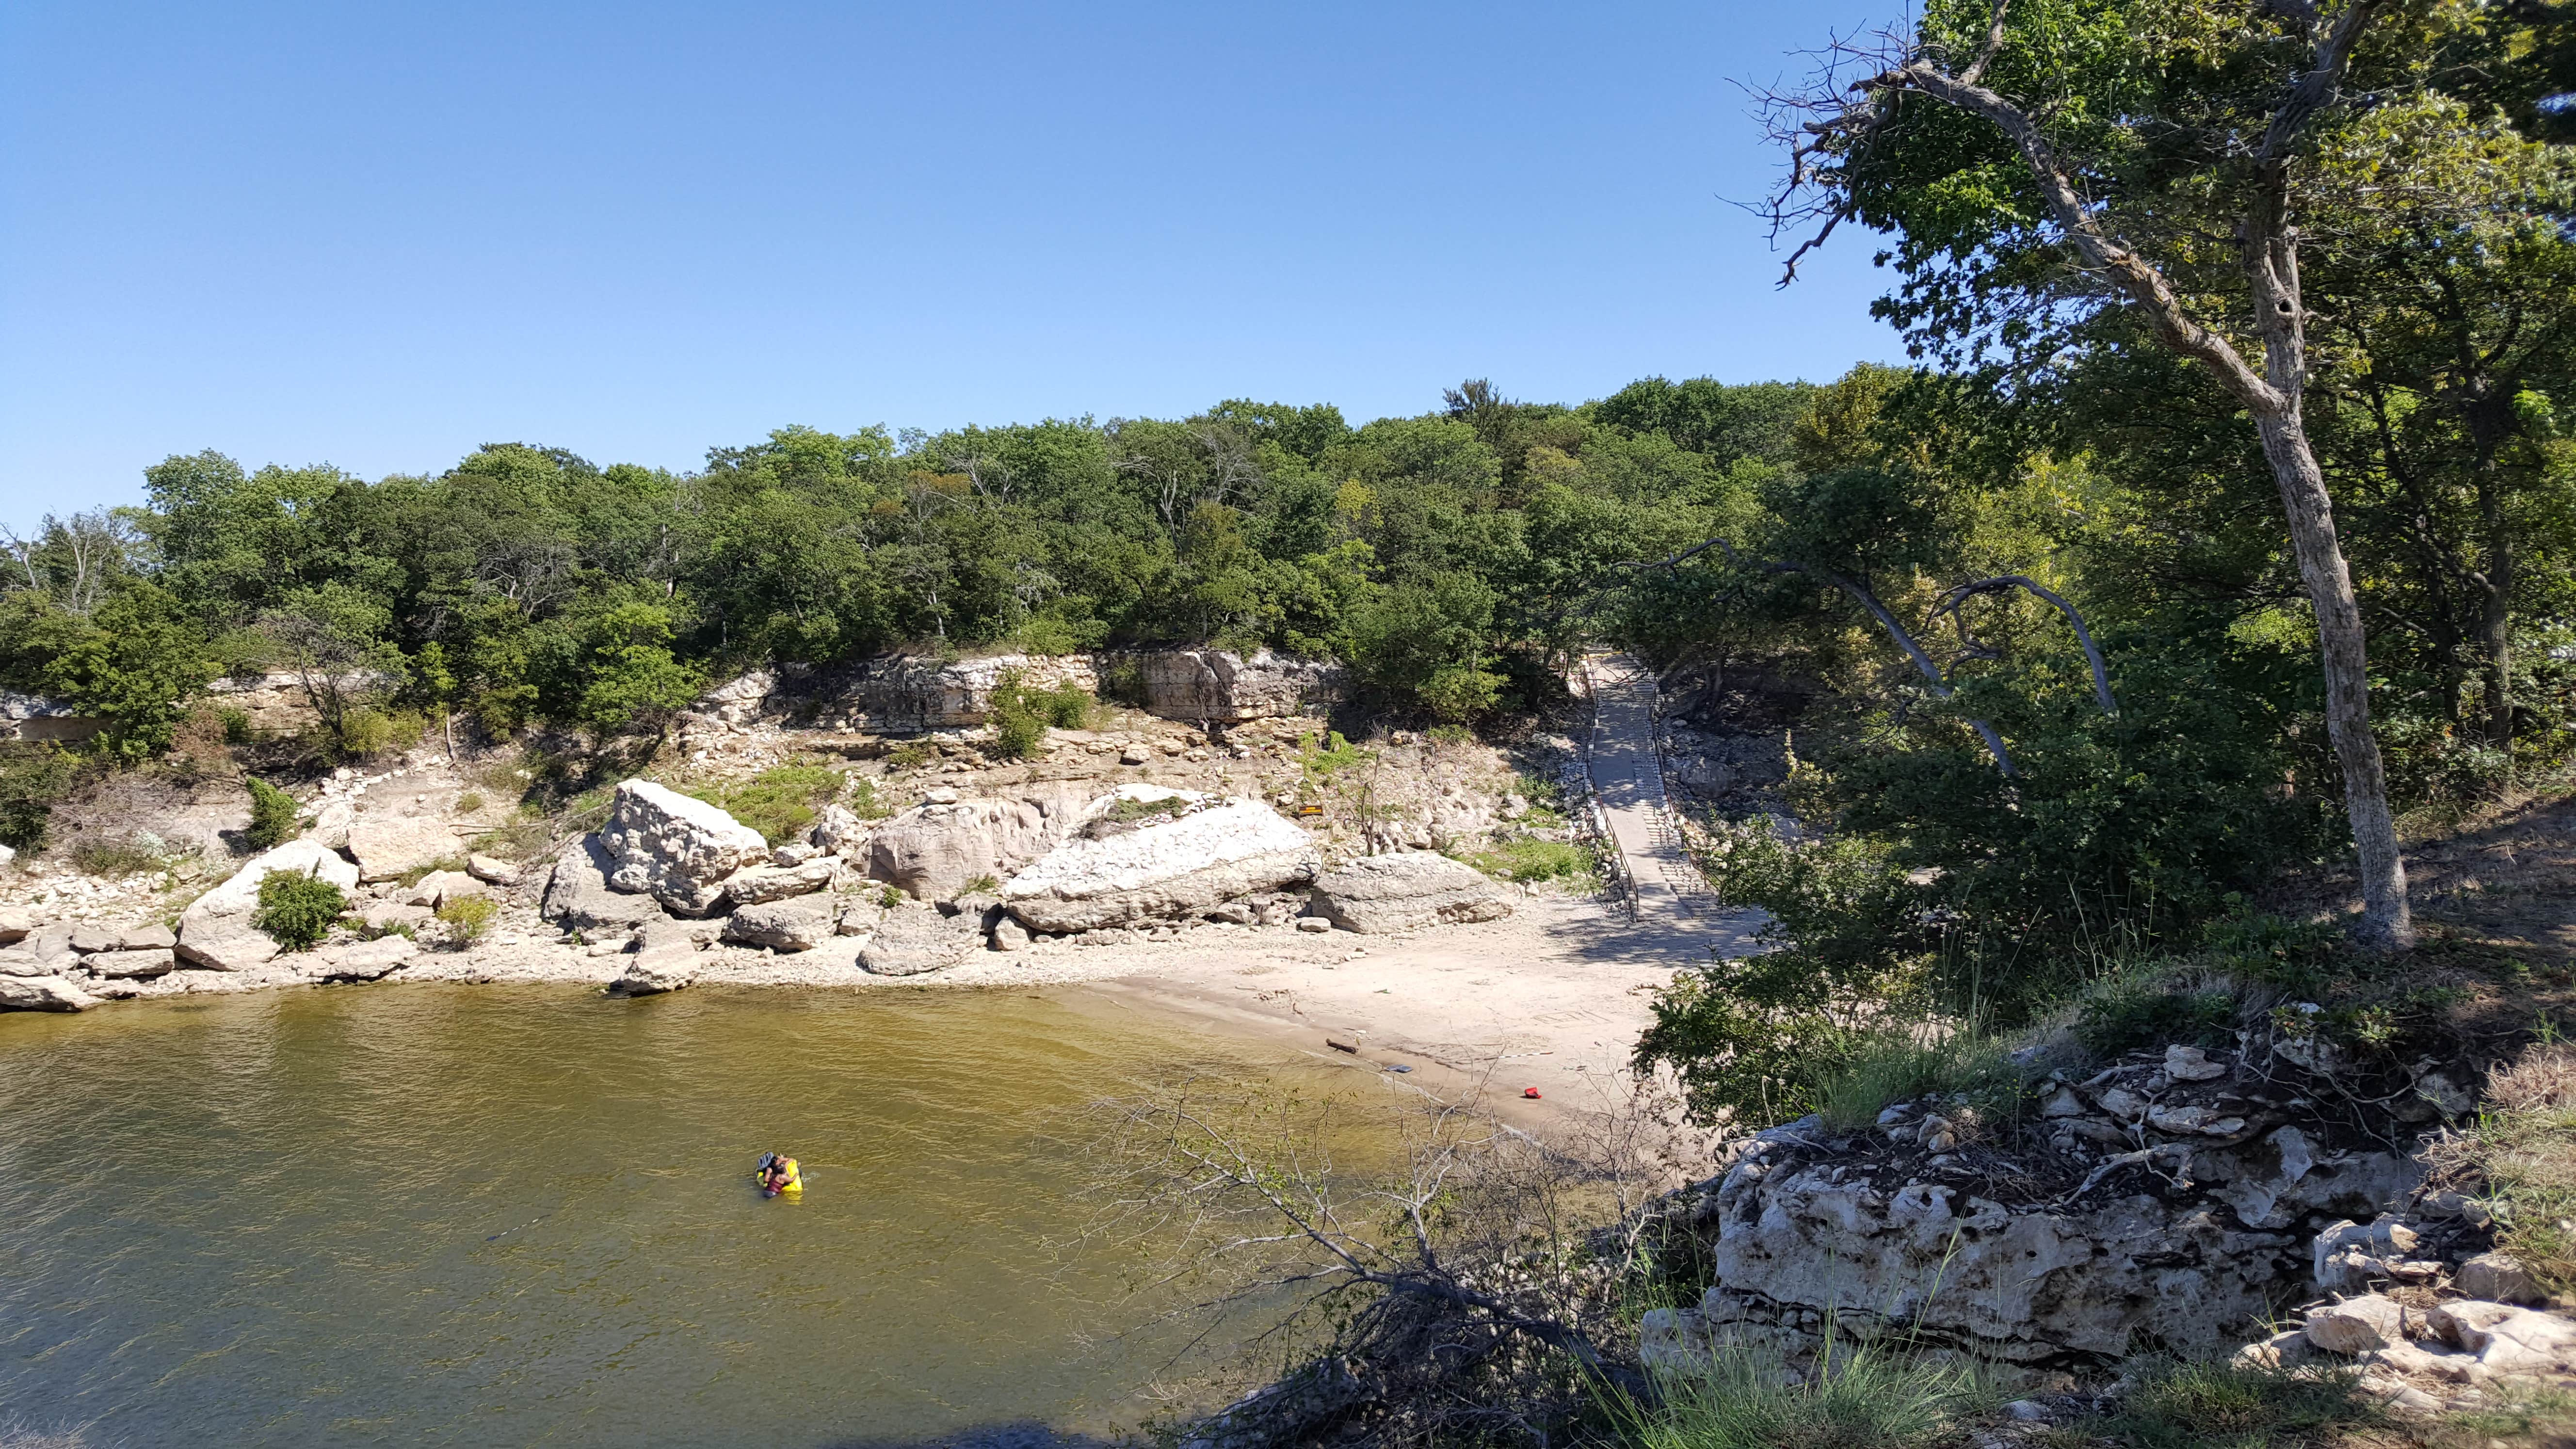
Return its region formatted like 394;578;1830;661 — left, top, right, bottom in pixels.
1522;1087;1541;1099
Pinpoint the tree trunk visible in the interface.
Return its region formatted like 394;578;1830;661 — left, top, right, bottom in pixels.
2254;413;2415;950
2476;460;2515;751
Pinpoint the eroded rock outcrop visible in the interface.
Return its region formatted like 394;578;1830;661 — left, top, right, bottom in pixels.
1126;649;1347;722
1001;787;1319;933
598;780;770;916
1642;1046;2422;1373
1308;852;1513;933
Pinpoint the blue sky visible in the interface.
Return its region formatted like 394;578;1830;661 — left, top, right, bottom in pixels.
0;1;1904;516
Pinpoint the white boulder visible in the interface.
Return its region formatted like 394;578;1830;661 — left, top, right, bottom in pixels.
0;974;96;1012
723;902;829;952
86;948;177;979
598;780;770;916
1002;787;1319;933
722;859;837;906
858;901;982;976
2303;1294;2404;1354
868;796;1057;900
1307;852;1514;933
314;934;419;981
609;946;697;997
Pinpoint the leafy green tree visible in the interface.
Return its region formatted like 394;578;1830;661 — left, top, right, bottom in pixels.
571;601;699;735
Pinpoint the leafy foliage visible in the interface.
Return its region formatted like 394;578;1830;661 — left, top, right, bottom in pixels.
0;745;78;853
242;777;301;850
250;870;345;951
687;764;845;845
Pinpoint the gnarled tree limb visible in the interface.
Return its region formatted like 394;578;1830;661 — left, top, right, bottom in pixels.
1937;575;2118;715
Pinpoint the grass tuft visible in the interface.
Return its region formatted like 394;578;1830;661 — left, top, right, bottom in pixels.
1624;1344;1985;1449
1812;1028;2029;1133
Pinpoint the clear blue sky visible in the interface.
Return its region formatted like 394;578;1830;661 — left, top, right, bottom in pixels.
0;1;1903;516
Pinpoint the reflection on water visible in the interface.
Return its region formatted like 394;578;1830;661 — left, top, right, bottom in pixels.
0;984;1334;1447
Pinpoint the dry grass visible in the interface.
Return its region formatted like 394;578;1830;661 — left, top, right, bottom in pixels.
2430;1038;2576;1299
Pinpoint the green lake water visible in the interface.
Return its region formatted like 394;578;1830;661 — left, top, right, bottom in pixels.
0;983;1340;1447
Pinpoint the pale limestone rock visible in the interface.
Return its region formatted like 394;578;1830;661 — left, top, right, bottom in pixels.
1001;787;1319;933
721;859;837;906
118;923;177;951
722;902;828;952
540;836;662;934
466;853;522;886
2457;1252;2546;1306
1128;648;1346;721
177;839;358;966
360;902;435;934
597;779;769;916
68;925;118;954
0;974;96;1011
173;930;282;972
857;901;980;976
2164;1045;2227;1081
608;946;697;996
1307;851;1514;934
808;803;870;859
2429;1300;2521;1348
314;934;418;981
2305;1295;2405;1354
1296;916;1332;932
868;797;1055;900
349;817;462;883
2095;1087;2147;1121
0;908;29;943
990;918;1030;952
403;869;483;909
85;948;176;979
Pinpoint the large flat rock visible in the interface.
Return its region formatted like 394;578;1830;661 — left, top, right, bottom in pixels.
1309;852;1513;933
349;816;463;883
1002;788;1318;933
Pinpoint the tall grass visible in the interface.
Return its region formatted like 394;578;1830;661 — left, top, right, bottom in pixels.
1810;1028;2030;1133
1619;1344;1985;1449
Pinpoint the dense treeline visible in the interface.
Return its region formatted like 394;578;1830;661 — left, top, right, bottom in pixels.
0;377;1809;752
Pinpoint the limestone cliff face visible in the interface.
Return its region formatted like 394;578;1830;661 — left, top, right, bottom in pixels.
1644;1043;2427;1372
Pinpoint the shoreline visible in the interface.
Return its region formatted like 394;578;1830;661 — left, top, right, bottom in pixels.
16;889;1753;1134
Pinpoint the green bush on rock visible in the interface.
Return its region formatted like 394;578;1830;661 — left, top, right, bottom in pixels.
251;869;346;951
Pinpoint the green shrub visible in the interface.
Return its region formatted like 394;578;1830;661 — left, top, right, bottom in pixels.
1620;1339;1986;1449
336;707;424;759
454;791;484;815
988;670;1096;760
959;873;1000;895
1469;837;1590;884
847;777;890;820
252;869;346;951
886;742;935;771
688;763;845;844
2074;977;2239;1058
218;707;254;745
1812;1029;2029;1132
436;894;497;946
0;744;78;853
243;777;302;850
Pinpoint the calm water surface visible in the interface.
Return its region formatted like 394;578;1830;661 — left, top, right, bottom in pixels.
0;983;1339;1447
